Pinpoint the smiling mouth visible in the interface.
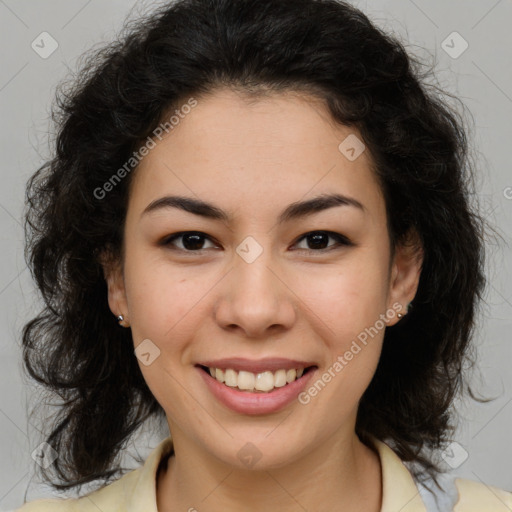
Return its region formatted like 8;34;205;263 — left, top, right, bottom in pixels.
197;364;317;393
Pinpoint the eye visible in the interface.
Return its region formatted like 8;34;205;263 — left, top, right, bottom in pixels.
160;230;352;254
160;231;219;252
292;231;353;253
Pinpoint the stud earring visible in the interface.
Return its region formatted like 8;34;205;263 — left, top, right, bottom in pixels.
397;301;412;320
117;315;129;327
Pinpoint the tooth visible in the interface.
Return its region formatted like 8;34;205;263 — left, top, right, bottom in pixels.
224;368;238;387
208;366;308;391
274;369;287;387
237;370;255;390
255;371;274;392
286;369;297;383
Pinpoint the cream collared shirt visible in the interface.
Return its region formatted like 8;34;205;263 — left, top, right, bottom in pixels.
14;436;512;511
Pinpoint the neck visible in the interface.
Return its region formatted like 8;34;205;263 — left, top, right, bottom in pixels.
157;429;382;512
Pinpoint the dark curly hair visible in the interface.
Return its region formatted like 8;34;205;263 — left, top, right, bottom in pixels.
22;0;488;494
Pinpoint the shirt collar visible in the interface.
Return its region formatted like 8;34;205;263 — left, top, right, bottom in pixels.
368;436;427;512
125;435;174;512
125;435;427;512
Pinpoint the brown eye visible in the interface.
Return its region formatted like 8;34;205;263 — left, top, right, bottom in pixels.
293;231;353;252
161;231;218;252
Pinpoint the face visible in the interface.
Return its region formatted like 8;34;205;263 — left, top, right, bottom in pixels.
104;88;422;469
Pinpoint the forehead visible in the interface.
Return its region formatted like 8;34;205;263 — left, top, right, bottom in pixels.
127;88;385;223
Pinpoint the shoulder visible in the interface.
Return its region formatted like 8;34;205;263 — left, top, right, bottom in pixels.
13;497;79;512
368;435;512;512
13;436;175;512
13;467;141;512
14;435;174;512
454;477;512;511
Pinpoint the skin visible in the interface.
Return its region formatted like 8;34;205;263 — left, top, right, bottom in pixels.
103;88;423;512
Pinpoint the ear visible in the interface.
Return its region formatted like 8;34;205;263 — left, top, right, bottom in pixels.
99;249;129;326
386;228;423;325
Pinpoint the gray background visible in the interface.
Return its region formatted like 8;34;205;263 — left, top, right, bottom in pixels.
1;0;511;509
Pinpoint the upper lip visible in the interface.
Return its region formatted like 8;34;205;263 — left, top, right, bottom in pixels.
196;357;317;374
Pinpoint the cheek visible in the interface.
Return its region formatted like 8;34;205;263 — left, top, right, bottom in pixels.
123;246;228;370
299;267;388;408
122;252;208;413
122;246;196;345
298;255;390;342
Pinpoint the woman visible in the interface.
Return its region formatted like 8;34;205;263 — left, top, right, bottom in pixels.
14;0;512;510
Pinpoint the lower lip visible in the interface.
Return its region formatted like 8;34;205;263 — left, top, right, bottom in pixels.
197;366;317;415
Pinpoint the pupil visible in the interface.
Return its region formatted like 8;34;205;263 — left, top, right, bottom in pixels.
183;233;204;250
308;233;328;250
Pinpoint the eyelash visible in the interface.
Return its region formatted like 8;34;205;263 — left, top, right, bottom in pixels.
160;230;353;255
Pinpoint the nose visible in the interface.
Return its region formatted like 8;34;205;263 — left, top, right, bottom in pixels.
213;243;297;339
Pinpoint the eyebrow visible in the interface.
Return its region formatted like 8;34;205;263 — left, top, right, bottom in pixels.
141;193;365;224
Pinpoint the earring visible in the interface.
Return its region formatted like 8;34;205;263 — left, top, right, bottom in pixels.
117;315;129;327
397;301;412;320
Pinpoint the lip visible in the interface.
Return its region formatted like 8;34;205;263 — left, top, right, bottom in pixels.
196;364;318;415
196;357;316;374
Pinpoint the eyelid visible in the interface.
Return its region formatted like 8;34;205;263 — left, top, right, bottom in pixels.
294;231;353;250
160;230;353;253
160;231;220;251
